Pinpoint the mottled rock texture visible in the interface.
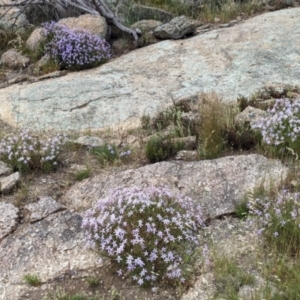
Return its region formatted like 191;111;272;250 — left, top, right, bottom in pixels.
0;8;300;132
0;202;19;241
0;210;99;300
62;154;288;218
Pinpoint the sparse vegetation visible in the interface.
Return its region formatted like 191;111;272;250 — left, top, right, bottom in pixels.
145;134;184;163
91;144;132;167
1;0;300;296
75;167;91;181
23;273;42;286
234;197;250;219
251;97;300;159
86;276;100;288
213;256;255;299
196;93;241;159
0;130;67;173
1;88;300;298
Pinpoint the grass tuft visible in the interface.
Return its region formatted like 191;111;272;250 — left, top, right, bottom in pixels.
23;274;42;286
213;256;255;299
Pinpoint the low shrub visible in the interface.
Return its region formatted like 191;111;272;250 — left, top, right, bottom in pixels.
0;130;67;172
145;135;183;163
251;97;300;158
42;22;112;71
82;185;205;286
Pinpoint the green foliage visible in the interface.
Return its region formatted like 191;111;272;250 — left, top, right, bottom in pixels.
44;288;100;300
86;276;99;288
199;0;263;23
235;198;250;219
91;144;118;166
91;144;131;167
145;134;183;163
75;167;91;181
23;274;42;286
213;256;255;299
251;98;300;160
267;256;300;300
249;191;300;258
0;130;67;173
197;93;239;159
0;25;36;54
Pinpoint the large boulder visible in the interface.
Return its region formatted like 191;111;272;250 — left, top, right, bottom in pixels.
58;14;107;38
62;154;288;217
1;8;300;132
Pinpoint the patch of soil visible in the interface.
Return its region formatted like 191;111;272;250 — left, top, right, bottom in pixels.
20;264;184;300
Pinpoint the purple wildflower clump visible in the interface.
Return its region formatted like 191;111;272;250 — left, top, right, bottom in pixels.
42;22;112;70
251;97;300;156
82;185;205;286
248;191;300;255
0;130;67;172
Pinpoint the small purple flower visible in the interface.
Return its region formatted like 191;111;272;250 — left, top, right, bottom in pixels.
42;22;112;71
81;185;204;285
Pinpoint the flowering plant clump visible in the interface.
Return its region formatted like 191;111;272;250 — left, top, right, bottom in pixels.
82;186;205;286
91;144;132;166
248;191;300;256
0;130;68;172
251;97;300;156
42;22;112;70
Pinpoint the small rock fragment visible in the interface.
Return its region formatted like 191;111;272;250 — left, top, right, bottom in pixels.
1;49;30;69
0;172;20;194
74;136;105;147
0;161;13;176
23;197;65;223
0;202;19;241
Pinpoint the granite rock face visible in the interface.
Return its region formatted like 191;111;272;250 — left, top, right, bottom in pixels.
0;154;288;299
0;210;99;300
0;8;300;132
62;154;288;218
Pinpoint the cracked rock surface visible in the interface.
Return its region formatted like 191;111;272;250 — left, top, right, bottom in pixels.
0;8;300;132
62;154;288;217
23;197;65;223
0;210;99;300
0;154;288;299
